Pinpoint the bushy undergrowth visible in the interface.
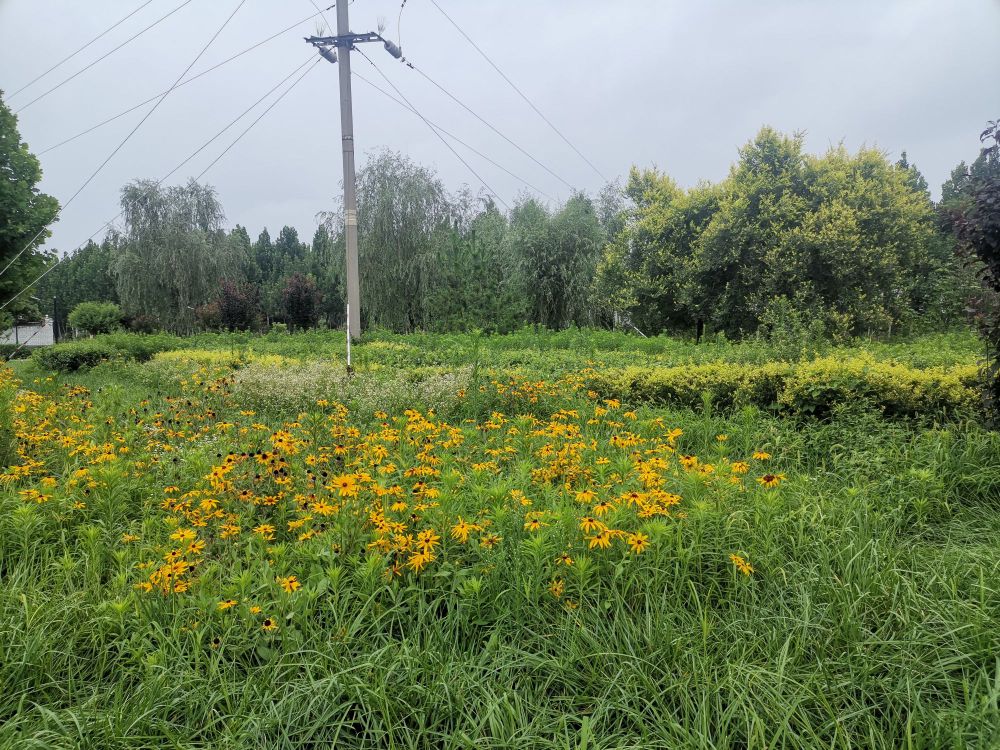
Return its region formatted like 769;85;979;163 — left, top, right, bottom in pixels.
3;330;999;748
587;355;980;420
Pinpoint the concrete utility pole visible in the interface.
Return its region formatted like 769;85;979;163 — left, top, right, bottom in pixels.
307;12;403;342
336;1;361;342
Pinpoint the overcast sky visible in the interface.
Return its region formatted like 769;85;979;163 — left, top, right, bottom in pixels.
1;0;998;254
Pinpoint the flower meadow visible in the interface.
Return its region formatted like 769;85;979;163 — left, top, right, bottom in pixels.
3;331;1000;749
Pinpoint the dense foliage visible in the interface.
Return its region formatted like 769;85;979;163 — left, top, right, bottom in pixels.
950;120;1000;419
33;131;982;346
67;301;123;336
0;91;59;328
596;128;971;338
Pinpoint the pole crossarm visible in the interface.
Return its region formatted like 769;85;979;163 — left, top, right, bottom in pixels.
306;32;382;49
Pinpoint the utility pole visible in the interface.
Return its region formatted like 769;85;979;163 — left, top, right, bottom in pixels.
307;13;403;343
336;1;361;342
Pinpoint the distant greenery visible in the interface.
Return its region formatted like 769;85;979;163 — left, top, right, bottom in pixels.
35;127;984;345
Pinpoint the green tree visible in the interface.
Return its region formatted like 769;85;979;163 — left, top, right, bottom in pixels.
112;179;235;333
599;127;957;338
37;237;119;331
67;301;123;335
281;272;321;330
0;91;59;327
953;120;1000;419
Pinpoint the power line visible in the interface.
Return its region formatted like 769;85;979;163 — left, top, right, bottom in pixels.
9;0;156;99
355;48;509;210
404;58;575;193
2;57;321;313
13;0;196;114
36;3;338;157
427;0;607;182
352;70;554;200
0;0;247;282
195;58;321;180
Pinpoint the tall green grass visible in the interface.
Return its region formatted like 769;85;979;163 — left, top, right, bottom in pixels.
3;331;999;748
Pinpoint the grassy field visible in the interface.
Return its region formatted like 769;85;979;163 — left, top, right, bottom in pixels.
3;329;1000;749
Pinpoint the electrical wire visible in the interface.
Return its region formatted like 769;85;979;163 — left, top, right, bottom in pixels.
427;0;607;182
355;48;509;210
1;0;247;282
404;58;575;192
14;0;197;114
353;70;554;200
2;57;322;313
397;0;409;49
307;0;335;34
37;3;337;157
9;0;156;99
195;58;321;180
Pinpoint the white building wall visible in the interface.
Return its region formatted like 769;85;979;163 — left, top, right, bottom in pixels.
0;316;55;347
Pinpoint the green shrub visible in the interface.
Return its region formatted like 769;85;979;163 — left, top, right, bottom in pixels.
585;356;980;420
33;341;122;372
0;366;16;467
67;301;124;336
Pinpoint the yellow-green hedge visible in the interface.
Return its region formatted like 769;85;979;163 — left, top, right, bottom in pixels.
584;356;981;419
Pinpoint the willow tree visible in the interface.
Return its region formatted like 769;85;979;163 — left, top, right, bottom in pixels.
350;150;455;332
112;180;234;332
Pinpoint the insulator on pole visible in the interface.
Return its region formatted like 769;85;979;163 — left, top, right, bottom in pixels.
319;46;338;64
383;39;402;59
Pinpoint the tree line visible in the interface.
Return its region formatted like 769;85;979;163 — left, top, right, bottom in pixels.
37;130;992;341
0;79;994;344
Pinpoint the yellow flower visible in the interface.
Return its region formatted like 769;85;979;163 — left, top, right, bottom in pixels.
277;575;301;593
627;532;650;554
731;461;749;474
593;501;614;517
416;529;441;553
253;523;276;540
587;531;612;550
548;579;565;598
730;554;754;576
406;550;434;573
756;473;785;489
261;617;278;632
555;552;574;566
218;599;238;610
249;605;262;615
752;451;771;461
579;516;603;534
716;434;728;442
450;517;478;543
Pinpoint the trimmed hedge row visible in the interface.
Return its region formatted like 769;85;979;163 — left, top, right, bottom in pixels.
584;356;981;420
32;335;178;372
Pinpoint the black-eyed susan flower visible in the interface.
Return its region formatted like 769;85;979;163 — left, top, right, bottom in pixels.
627;532;649;554
730;554;753;576
756;473;785;489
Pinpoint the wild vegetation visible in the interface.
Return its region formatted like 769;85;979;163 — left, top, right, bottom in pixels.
3;329;1000;748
